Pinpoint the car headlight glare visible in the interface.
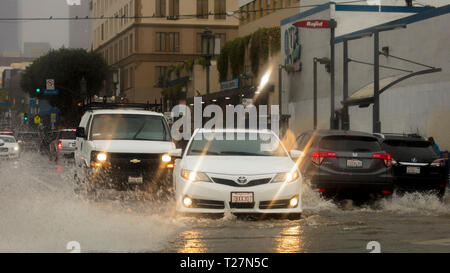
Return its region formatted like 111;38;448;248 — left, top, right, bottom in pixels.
162;154;171;162
272;171;299;183
14;146;19;151
181;169;211;182
96;152;107;162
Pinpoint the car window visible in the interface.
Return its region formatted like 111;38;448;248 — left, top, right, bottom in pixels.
0;136;16;143
187;132;287;157
89;114;170;141
381;140;438;159
319;136;381;152
59;131;76;140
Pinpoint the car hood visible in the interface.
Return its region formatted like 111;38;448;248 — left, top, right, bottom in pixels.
181;156;296;175
3;143;19;148
92;140;175;154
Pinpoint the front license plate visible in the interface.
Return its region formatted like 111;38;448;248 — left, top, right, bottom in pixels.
347;159;363;168
231;192;254;203
128;176;143;183
406;166;420;174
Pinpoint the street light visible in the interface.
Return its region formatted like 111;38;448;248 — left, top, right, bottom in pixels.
342;32;373;130
313;57;330;130
201;27;215;95
373;24;407;133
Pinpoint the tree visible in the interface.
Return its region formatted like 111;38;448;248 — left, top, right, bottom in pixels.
20;48;108;125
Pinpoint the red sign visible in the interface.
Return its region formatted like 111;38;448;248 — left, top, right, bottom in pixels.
294;20;331;29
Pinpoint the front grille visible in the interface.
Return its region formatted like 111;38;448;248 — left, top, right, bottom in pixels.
192;199;225;209
0;147;8;152
259;199;291;209
229;202;255;209
212;177;272;187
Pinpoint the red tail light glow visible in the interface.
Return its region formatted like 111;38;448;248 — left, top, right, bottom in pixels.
431;159;445;167
57;141;62;149
311;151;337;165
372;153;392;167
381;190;392;195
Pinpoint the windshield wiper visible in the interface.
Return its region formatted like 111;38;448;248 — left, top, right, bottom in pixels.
220;151;267;156
132;122;147;140
189;149;222;155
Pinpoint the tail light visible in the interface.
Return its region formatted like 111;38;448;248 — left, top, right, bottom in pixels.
381;190;392;195
431;159;445;167
372;153;392;167
57;141;62;149
311;151;337;165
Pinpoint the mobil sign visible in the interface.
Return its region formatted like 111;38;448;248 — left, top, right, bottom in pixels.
293;20;331;29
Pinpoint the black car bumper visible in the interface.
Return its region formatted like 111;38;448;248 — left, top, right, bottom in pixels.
394;176;447;193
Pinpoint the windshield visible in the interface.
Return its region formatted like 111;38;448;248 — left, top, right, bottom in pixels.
381;140;438;159
319;136;381;152
59;131;76;140
187;132;287;157
89;114;171;141
0;136;16;143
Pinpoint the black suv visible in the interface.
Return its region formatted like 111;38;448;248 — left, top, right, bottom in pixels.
374;133;447;198
296;130;394;200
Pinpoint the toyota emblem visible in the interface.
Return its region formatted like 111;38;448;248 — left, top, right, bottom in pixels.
237;177;248;184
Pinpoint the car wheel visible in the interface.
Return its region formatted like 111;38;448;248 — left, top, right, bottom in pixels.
287;213;302;220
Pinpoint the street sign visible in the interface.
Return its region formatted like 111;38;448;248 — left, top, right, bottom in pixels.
34;115;41;124
294;20;331;29
29;99;36;104
44;89;59;95
0;103;11;107
46;79;55;90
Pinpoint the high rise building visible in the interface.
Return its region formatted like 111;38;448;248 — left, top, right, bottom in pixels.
0;1;21;55
69;0;93;50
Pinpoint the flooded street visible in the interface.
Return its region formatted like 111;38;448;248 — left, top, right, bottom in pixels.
1;153;449;253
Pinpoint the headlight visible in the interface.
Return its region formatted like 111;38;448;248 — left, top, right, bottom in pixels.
96;152;107;162
161;154;171;162
272;171;299;183
14;146;19;151
181;169;211;182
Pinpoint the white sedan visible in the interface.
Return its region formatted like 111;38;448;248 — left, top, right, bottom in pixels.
0;135;20;159
171;129;303;219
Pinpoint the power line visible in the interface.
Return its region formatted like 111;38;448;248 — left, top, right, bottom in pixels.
0;1;368;22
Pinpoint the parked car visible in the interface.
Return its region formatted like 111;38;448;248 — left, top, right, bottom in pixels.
49;129;77;161
74;106;176;194
15;131;40;152
374;133;447;198
172;128;302;220
296;130;394;200
0;135;20;159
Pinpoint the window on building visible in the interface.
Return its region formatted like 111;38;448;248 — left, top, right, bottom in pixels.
156;0;166;17
215;33;226;50
101;23;104;40
258;0;263;18
124;4;128;24
196;33;202;53
266;0;271;15
114;43;118;63
169;0;179;17
214;0;226;19
250;1;256;21
130;33;134;53
130;67;134;88
124;36;128;57
156;32;180;52
119;39;123;59
273;0;278;11
155;66;167;86
197;0;208;19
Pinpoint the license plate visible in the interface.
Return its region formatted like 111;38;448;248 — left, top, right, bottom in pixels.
128;176;143;183
406;166;420;174
347;159;363;168
231;192;254;203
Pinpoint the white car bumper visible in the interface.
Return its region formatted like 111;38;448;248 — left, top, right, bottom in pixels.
176;178;302;214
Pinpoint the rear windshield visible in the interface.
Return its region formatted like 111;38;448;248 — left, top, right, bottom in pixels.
59;131;76;140
18;133;39;140
381;140;438;158
319;136;380;152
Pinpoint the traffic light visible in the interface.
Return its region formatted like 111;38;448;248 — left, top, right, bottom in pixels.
36;88;40;93
23;113;28;121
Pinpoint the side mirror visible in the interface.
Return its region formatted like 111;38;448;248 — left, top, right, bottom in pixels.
290;149;304;159
76;127;86;139
169;148;183;158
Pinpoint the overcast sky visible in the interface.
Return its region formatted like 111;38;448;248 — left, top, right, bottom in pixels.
19;0;71;50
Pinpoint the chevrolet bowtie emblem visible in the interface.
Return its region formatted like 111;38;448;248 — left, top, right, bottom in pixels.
130;159;141;163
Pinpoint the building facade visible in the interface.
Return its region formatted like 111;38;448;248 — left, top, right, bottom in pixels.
280;1;450;149
92;0;239;104
69;0;93;50
0;1;20;55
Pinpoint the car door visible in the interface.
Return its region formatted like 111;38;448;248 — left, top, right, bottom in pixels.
75;113;91;167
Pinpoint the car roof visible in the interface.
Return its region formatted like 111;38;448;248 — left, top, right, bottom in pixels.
301;129;377;138
0;135;15;138
88;109;164;116
196;128;276;134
